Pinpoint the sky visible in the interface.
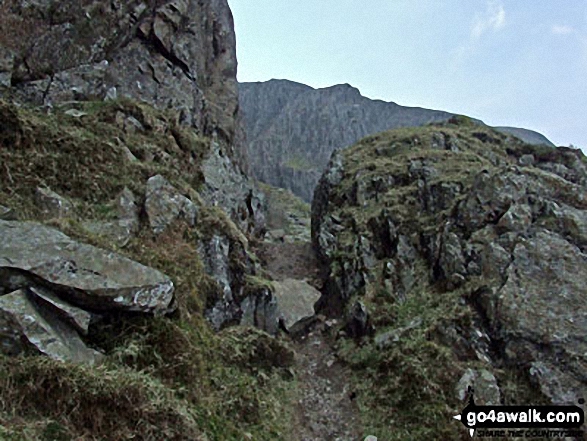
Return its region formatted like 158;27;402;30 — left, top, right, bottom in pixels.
227;0;587;151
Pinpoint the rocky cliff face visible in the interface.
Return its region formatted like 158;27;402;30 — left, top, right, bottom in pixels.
312;117;587;436
0;0;262;232
0;2;297;439
240;79;556;202
240;79;453;201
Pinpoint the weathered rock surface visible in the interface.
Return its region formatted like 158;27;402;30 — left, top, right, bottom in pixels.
456;369;501;405
312;120;586;406
0;0;264;236
0;220;175;314
272;279;320;330
239;79;555;201
0;289;102;364
198;226;277;334
83;187;140;247
34;187;73;219
145;174;198;234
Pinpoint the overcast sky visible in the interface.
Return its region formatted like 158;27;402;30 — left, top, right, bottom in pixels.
227;0;587;151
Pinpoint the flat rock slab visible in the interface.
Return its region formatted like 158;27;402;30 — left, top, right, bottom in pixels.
0;290;102;364
273;279;321;329
0;220;175;314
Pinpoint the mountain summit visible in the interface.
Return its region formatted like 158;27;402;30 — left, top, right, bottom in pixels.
239;79;555;201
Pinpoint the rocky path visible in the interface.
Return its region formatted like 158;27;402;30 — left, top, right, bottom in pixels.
257;237;363;441
291;320;363;441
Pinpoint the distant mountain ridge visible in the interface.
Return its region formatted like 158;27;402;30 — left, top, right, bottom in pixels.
239;79;555;201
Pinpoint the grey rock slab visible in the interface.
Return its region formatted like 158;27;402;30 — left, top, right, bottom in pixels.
0;290;102;364
273;279;321;330
240;288;279;335
29;286;92;335
145;175;198;234
0;220;175;314
375;317;423;349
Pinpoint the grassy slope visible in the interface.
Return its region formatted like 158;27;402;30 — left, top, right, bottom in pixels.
0;99;295;440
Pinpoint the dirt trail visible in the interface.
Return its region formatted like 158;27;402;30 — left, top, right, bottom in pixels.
291;322;363;441
257;239;363;441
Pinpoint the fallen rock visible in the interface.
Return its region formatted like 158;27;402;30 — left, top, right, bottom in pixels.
29;286;92;336
344;300;371;339
0;220;175;314
34;187;73;219
0;289;102;364
375;317;423;349
145;175;198;234
456;368;501;405
272;279;321;330
0;205;16;220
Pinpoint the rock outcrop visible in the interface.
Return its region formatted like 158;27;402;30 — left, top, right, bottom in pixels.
239;79;555;202
0;0;264;235
312;119;586;410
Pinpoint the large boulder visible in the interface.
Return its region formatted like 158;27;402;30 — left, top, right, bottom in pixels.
0;289;102;364
0;220;175;314
272;279;320;330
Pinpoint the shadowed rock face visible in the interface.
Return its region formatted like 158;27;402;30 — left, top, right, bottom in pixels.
239;80;556;202
312;119;587;405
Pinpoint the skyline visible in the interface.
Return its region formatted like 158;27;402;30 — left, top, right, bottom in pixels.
228;0;587;151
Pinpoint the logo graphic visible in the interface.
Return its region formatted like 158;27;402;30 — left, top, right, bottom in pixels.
453;388;585;438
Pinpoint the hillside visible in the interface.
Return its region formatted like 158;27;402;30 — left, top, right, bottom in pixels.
0;1;295;439
239;79;556;201
312;116;587;439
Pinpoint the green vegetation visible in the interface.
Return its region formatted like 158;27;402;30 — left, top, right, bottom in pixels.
316;121;568;440
0;100;296;440
283;154;315;172
0;98;207;220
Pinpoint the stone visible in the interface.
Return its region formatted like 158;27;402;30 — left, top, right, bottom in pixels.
83;187;140;247
456;369;501;405
240;287;279;335
64;109;88;118
272;279;321;330
344;301;371;339
0;205;17;220
0;290;102;364
518;154;535;166
34;187;73;219
145;175;198;234
0;220;175;314
375;317;423;349
497;203;533;232
29;286;92;335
